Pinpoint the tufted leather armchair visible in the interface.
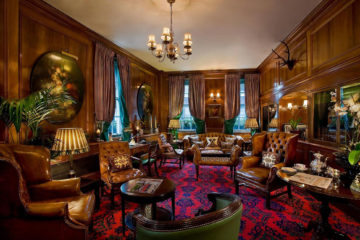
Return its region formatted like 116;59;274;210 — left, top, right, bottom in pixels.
190;144;241;180
235;132;298;209
0;144;95;240
99;141;146;208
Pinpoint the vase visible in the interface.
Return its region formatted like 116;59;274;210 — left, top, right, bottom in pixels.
333;151;360;186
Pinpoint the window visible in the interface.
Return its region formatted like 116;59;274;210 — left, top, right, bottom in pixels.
233;78;247;131
110;59;123;136
179;80;196;131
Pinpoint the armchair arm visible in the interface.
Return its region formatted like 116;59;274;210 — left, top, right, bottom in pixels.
25;202;67;218
28;178;81;201
183;138;191;150
240;156;261;169
229;145;241;166
267;162;285;185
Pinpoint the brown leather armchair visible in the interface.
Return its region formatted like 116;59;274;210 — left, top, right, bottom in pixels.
235;132;298;209
191;144;241;180
99;141;146;209
0;144;95;240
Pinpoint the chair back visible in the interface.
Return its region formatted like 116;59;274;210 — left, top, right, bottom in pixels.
134;193;243;240
0;157;30;217
99;141;131;182
0;144;51;185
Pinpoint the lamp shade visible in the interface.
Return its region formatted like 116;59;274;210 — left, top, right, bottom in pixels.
244;118;259;129
52;128;89;155
168;119;180;129
268;118;279;128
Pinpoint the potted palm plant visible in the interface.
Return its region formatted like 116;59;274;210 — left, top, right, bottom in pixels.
0;86;73;144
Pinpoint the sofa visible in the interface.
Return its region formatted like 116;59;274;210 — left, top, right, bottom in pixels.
183;132;249;157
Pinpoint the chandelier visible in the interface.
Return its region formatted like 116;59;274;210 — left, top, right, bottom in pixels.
147;0;192;63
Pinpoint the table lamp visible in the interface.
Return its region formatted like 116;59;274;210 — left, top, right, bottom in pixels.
245;118;259;136
268;118;279;129
52;128;89;177
168;119;180;139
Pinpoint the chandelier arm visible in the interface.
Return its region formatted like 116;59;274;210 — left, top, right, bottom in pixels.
170;2;173;34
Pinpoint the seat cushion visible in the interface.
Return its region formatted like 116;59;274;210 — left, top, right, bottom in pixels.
109;168;146;184
37;193;95;225
236;167;270;184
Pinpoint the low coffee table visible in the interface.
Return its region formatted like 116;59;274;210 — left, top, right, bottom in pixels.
120;178;176;235
277;170;360;239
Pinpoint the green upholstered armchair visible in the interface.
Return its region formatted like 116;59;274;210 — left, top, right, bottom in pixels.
134;193;243;240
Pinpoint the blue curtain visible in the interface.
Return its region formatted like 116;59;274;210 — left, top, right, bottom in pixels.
114;58;131;141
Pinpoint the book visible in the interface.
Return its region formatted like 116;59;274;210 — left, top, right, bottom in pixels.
289;172;332;189
127;178;163;194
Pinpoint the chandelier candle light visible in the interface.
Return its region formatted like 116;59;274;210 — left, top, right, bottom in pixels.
147;0;192;63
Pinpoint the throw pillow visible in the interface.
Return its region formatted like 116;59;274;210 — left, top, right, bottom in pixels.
206;137;219;148
225;137;237;145
109;154;132;173
159;134;168;144
221;141;234;149
260;151;281;168
192;140;205;148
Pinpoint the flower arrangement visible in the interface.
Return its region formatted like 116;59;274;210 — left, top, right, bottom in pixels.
334;92;360;165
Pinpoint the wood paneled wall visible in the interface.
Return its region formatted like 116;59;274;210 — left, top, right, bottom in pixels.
259;0;360;145
0;0;162;142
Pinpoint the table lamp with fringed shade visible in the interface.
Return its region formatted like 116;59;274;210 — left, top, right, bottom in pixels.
268;118;279;129
245;118;259;136
168;119;180;139
52;128;89;177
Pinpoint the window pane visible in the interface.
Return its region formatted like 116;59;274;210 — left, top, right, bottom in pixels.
111;59;123;136
234;78;248;131
180;81;195;131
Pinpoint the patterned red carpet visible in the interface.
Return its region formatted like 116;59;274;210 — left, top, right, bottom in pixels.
90;161;360;239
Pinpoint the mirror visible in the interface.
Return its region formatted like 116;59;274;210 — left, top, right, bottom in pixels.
262;104;277;131
279;91;308;139
137;83;154;131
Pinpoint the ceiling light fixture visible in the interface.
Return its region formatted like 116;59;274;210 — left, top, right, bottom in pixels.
147;0;192;63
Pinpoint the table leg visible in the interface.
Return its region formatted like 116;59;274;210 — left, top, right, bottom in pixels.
306;196;350;240
171;192;175;220
121;194;126;235
151;203;157;219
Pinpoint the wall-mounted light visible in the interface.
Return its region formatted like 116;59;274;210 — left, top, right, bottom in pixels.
210;92;220;102
287;103;293;110
303;100;308;108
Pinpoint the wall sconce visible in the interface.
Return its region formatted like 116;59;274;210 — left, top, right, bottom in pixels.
287;103;293;110
303;100;308;108
210;92;220;102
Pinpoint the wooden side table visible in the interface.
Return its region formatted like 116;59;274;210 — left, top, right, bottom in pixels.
120;178;176;235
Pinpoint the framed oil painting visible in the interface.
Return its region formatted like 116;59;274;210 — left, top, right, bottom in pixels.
137;83;153;122
30;51;84;124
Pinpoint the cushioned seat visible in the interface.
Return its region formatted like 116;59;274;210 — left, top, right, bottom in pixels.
236;167;270;184
37;194;95;225
108;168;145;184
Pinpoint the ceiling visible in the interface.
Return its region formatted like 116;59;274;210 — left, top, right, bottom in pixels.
44;0;321;72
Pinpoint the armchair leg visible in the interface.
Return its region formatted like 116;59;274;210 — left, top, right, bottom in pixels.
195;165;199;181
111;187;115;209
154;160;159;177
100;181;105;197
287;184;292;199
230;166;233;178
235;179;239;195
266;192;271;209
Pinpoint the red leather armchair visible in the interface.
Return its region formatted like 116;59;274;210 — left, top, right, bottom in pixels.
0;144;95;240
235;132;298;209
